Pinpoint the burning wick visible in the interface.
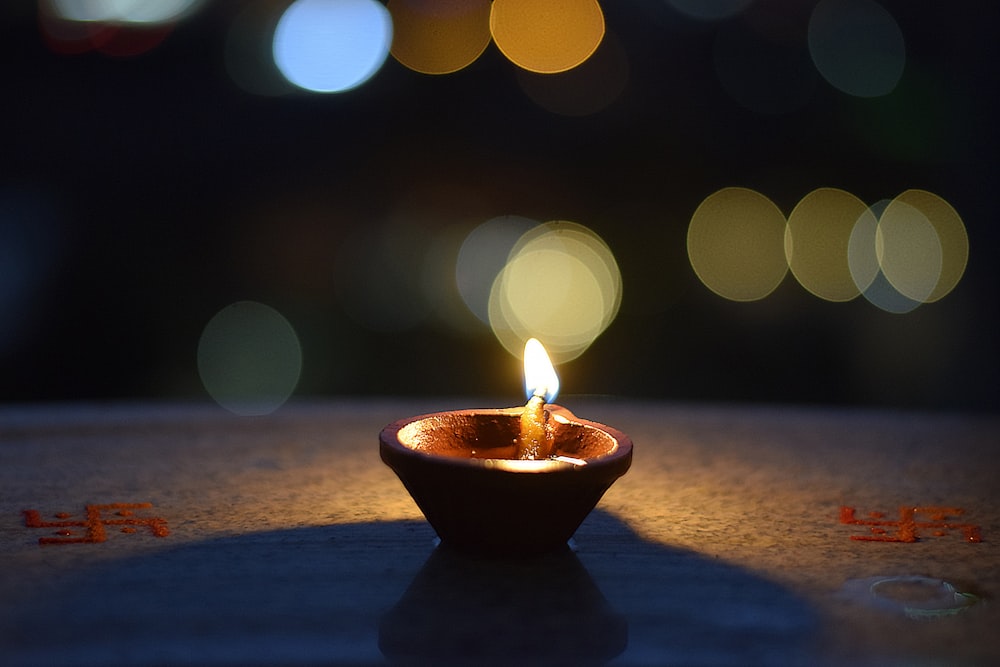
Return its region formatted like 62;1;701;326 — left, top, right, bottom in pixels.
517;338;559;460
518;392;550;460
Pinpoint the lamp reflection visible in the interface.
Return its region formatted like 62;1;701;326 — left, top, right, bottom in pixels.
379;545;627;665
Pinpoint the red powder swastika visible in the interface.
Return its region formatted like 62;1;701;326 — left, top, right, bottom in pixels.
22;503;169;545
839;506;981;543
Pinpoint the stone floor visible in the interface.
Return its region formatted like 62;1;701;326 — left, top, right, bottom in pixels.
1;398;997;665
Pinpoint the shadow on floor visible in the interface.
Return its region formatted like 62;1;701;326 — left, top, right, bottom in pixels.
4;510;817;666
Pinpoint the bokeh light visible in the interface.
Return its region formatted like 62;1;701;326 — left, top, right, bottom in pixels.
892;189;968;303
39;1;175;56
808;0;905;98
666;0;754;22
511;221;622;332
848;200;921;314
785;188;869;301
876;199;943;304
273;0;393;93
40;2;112;54
456;215;538;326
489;220;622;363
490;0;605;74
687;188;788;301
49;0;201;24
516;29;629;116
388;0;491;75
197;301;303;416
844;191;967;313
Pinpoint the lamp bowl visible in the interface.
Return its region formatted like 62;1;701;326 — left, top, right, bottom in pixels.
379;404;632;555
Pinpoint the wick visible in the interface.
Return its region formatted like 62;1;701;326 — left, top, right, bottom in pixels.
517;393;552;460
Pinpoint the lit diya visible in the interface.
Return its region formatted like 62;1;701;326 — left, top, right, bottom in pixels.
379;339;633;555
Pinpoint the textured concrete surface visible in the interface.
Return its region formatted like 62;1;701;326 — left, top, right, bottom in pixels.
1;398;997;665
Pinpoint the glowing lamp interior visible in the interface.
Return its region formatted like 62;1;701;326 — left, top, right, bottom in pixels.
523;338;559;402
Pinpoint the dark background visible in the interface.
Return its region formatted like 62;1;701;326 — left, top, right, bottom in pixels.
2;1;997;411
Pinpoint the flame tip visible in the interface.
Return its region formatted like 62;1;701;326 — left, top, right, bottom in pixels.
522;338;560;403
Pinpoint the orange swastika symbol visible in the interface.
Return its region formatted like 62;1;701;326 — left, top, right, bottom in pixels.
23;503;169;545
839;505;981;543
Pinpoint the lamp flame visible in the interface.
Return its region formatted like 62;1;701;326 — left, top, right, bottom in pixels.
523;338;559;403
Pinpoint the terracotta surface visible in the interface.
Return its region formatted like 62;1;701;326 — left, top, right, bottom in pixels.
380;404;633;554
0;398;998;665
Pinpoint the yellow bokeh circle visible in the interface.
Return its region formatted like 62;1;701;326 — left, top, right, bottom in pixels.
490;0;605;74
890;189;968;303
785;188;869;302
876;199;942;303
489;220;622;363
388;0;492;75
687;187;789;301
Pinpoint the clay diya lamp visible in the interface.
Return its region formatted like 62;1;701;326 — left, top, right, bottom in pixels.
379;339;633;555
